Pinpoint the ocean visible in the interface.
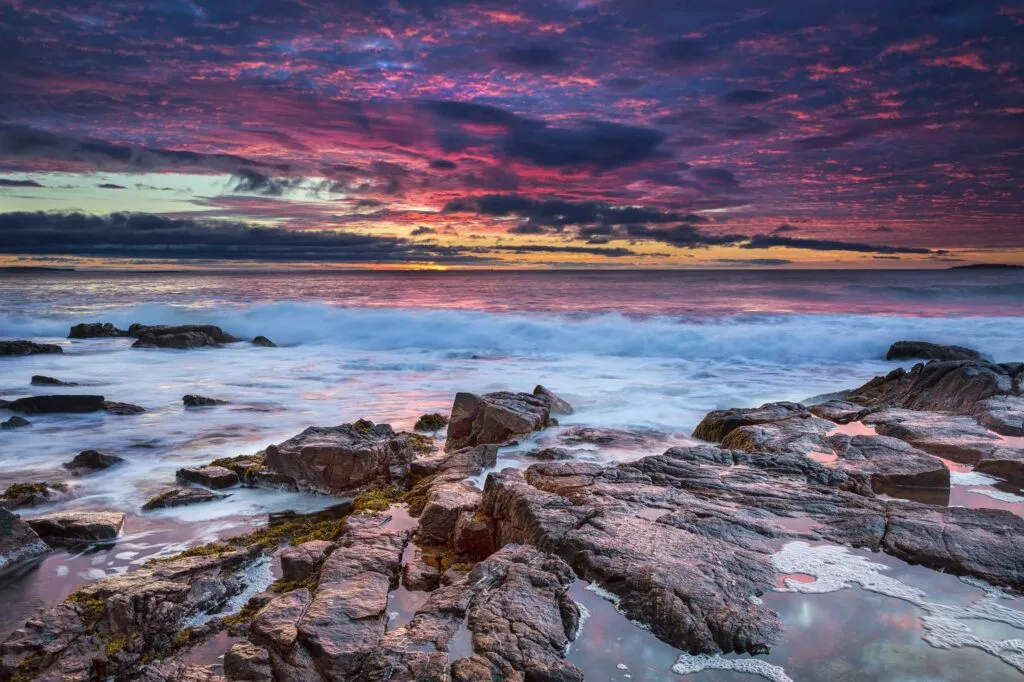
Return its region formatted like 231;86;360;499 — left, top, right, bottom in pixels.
1;268;1023;679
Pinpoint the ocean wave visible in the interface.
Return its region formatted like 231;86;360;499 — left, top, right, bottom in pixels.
2;302;1024;364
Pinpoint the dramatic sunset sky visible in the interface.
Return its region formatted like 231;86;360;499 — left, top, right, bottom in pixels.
0;0;1021;269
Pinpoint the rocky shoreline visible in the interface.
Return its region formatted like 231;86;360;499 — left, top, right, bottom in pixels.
1;329;1023;680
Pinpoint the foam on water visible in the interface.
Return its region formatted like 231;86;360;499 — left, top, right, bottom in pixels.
183;555;275;629
951;471;1003;486
968;488;1024;503
773;541;1024;672
671;654;795;682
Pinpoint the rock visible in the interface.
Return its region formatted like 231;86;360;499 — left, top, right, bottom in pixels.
445;391;551;451
69;322;126;338
250;514;408;680
30;375;78;386
0;482;69;510
183;394;230;407
974;395;1024;437
534;384;574;415
252;336;276;348
0;545;260;681
279;540;335;583
0;340;63;356
693;401;808;442
807;399;870;424
127;323;239;344
720;414;837;455
410;444;497;484
265;420;425;494
104;400;147;415
5;394;105;413
525;446;574;460
417;481;482;546
453;511;494;560
27;510;125;543
1;416;30;429
828;434;950;492
886;340;983;362
0;508;50;576
133;330;220;349
863;408;1002;464
143;487;228;510
63;449;125;472
975;448;1024;486
224;641;273;681
558;425;655;446
177;465;240;489
359;544;581;682
414;412;449;432
139;658;225;682
402;546;441;591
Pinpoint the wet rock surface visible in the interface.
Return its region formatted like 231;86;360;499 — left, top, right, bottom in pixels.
0;416;30;429
279;540;335;583
885;340;984;362
63;449;125;473
252;335;276;348
129;323;239;344
445;391;551;451
974;447;1024;485
807;399;869;424
534;384;574;415
0;509;50;577
266;420;426;494
184;394;231;407
0;482;70;510
5;394;106;413
134;330;221;349
69;322;126;338
104;400;147;415
30;374;77;386
143;487;229;510
178;465;241;489
26;510;126;543
863;408;1004;464
0;340;62;356
693;401;808;442
417;481;482;546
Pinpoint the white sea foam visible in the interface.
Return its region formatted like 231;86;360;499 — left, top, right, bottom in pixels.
967;488;1024;503
773;541;1024;672
671;653;794;682
951;471;1003;486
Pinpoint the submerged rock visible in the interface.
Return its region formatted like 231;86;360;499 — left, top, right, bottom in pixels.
143;487;228;510
177;465;240;489
30;374;78;386
26;510;125;543
252;335;276;348
445;391;552;451
69;322;126;338
1;416;31;429
183;394;230;407
414;412;449;432
0;509;50;577
104;400;147;415
0;340;62;356
63;449;125;473
265;420;426;494
5;394;105;413
886;340;983;362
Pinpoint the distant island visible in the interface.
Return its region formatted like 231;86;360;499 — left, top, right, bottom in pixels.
949;263;1023;270
0;266;76;272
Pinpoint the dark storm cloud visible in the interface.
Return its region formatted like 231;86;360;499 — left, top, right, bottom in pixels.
231;170;302;196
716;258;793;266
790;117;926;151
98;183;127;189
428;159;458;170
0;211;489;264
651;38;709;67
496;44;568;71
488;244;640;258
0;178;44;188
721;89;778;106
623;225;748;247
444;194;691;229
741;234;933;254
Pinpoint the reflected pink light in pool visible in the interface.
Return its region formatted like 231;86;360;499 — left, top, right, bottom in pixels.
826;421;878;437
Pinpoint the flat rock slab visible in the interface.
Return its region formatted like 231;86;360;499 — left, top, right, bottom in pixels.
0;340;62;356
0;509;50;576
693;401;808;442
975;395;1024;437
177;465;240;489
975;447;1024;486
807;399;869;424
6;394;106;413
828;434;950;492
445;391;551;451
864;408;1002;464
143;487;228;510
27;511;126;543
280;540;335;583
266;420;423;494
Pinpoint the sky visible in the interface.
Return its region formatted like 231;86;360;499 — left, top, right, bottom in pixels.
0;0;1022;269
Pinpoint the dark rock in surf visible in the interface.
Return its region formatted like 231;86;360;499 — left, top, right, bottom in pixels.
445;391;551;451
69;322;126;338
143;487;228;510
176;465;240;490
183;394;229;407
1;416;31;429
534;384;574;415
886;340;983;362
265;420;427;494
31;375;78;386
63;450;125;473
127;323;239;344
133;330;220;349
0;340;62;356
414;412;449;432
252;335;276;348
104;400;147;415
0;482;70;510
0;509;50;577
6;394;106;413
525;447;575;461
26;510;125;543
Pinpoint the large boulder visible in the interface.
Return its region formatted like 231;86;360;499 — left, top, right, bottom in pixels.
127;323;239;343
27;511;126;543
133;331;219;349
885;340;984;362
143;487;228;510
0;509;50;576
0;340;62;356
63;449;125;473
69;322;126;338
6;394;106;413
692;401;808;442
445;391;551;451
265;420;426;494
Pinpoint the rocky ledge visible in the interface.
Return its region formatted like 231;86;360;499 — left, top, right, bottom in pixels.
2;394;146;415
0;340;62;356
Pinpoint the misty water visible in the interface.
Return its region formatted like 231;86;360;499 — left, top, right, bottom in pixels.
1;269;1023;679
